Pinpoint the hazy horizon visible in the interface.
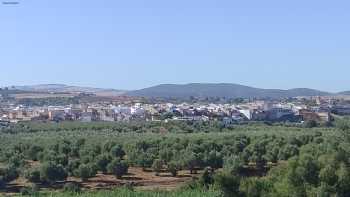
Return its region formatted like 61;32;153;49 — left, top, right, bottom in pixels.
1;0;350;92
1;82;348;93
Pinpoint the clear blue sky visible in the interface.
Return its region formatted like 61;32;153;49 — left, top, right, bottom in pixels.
1;0;349;92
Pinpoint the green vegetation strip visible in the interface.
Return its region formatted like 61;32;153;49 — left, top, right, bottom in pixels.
13;188;219;197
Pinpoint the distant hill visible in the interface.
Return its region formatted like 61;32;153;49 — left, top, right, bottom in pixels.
127;83;332;99
6;83;344;99
12;84;126;96
338;91;350;95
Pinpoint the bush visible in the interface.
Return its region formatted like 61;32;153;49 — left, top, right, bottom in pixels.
204;151;223;169
0;167;19;183
8;154;25;168
135;152;154;170
40;162;67;184
168;161;180;177
67;159;80;176
239;178;271;197
201;167;214;189
0;176;5;189
214;172;241;197
223;155;244;175
95;154;111;173
63;182;81;193
20;184;39;196
110;145;126;159
152;159;163;176
304;120;318;128
27;145;43;161
75;164;96;181
107;159;128;179
25;168;41;183
336;118;350;131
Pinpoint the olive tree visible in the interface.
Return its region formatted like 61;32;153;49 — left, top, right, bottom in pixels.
107;159;128;179
40;162;67;184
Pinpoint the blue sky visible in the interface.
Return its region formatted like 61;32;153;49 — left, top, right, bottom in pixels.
0;0;349;92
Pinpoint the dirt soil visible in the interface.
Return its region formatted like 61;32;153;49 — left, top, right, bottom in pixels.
2;167;199;194
72;167;196;191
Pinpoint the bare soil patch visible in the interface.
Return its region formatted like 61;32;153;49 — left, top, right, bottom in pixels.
1;167;198;194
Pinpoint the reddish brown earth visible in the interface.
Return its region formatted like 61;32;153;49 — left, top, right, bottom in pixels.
69;167;196;191
2;167;198;194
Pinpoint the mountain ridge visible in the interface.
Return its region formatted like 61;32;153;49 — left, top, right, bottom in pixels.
5;83;349;99
126;83;333;99
11;84;126;96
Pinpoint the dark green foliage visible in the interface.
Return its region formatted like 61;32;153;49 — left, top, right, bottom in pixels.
110;145;126;159
95;154;111;173
0;166;19;182
103;141;117;152
278;144;299;160
214;172;241;197
319;165;338;186
0;166;19;188
134;152;154;170
181;151;202;174
107;159;128;179
204;151;223;169
336;163;350;197
40;162;67;184
223;155;244;175
1;121;350;196
63;182;82;193
75;164;96;181
20;184;39;196
304;120;318;128
200;167;214;189
152;159;163;176
25;168;41;183
167;161;180;177
8;153;25;168
336;117;350;132
0;177;5;189
239;178;271;197
27;145;44;161
17;97;80;107
67;159;80;176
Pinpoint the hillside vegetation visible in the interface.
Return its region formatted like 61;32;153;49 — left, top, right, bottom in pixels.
0;120;350;196
127;83;331;99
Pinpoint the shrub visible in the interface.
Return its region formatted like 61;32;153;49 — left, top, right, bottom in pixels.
27;145;43;161
75;164;96;181
63;182;81;193
304;120;318;128
0;167;19;183
168;161;180;177
214;172;241;197
110;145;126;159
223;155;244;175
95;154;111;173
0;176;5;189
40;162;67;184
201;167;214;189
20;184;39;196
152;159;163;176
25;168;41;183
107;159;128;179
